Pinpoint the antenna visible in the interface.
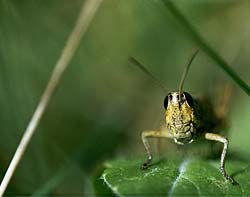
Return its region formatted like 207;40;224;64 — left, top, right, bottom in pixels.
178;50;199;97
128;56;168;93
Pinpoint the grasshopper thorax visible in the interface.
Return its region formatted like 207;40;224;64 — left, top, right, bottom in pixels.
164;91;197;145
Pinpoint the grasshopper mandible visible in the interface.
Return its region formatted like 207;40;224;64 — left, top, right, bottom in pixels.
129;51;235;184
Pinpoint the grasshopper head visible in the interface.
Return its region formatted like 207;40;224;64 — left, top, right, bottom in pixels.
164;91;196;144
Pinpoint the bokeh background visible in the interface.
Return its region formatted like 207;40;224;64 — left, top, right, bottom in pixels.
0;0;249;195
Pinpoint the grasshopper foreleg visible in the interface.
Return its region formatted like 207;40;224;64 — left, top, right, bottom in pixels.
204;132;235;184
141;129;171;170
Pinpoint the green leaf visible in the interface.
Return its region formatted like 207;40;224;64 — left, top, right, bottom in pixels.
98;158;250;196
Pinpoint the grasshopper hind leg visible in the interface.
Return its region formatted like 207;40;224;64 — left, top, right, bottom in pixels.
215;83;234;119
141;129;171;170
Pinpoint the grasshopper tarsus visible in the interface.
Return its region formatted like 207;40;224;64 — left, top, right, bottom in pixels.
220;167;235;184
141;157;152;170
140;163;149;170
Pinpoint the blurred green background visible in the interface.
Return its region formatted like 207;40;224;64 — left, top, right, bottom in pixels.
0;0;249;195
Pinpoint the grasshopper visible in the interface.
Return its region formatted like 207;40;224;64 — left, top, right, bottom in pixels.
129;51;235;184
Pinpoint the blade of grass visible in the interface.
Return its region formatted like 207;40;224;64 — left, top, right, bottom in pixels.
32;165;72;196
0;0;103;196
162;0;250;97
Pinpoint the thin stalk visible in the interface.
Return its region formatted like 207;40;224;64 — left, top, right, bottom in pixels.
162;0;250;97
0;0;103;196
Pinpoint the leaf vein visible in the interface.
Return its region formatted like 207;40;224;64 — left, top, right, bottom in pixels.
168;159;190;196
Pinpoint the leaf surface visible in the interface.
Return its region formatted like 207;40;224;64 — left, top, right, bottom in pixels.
99;158;250;196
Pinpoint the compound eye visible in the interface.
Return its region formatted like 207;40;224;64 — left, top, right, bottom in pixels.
164;95;168;109
183;92;194;108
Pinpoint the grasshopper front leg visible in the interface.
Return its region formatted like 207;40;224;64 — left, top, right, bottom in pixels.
204;132;235;184
141;129;171;170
